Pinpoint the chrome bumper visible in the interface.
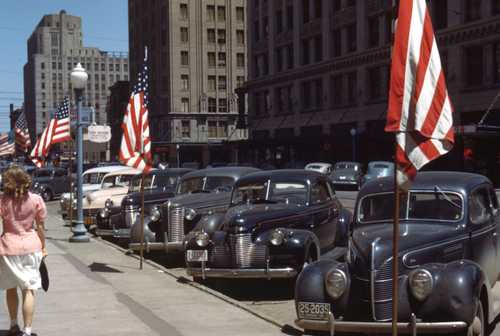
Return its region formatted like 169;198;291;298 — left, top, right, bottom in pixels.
332;180;358;185
295;313;468;335
128;241;184;252
187;267;297;279
95;228;131;238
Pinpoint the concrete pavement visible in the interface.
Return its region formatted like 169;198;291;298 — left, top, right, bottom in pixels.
0;203;284;336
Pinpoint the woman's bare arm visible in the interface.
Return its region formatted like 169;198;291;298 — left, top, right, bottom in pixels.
36;220;47;256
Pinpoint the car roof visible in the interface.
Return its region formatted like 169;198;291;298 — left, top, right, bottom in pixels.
368;161;393;167
136;168;194;178
235;169;326;186
83;165;127;175
305;162;332;168
181;166;260;180
102;167;143;178
360;171;491;197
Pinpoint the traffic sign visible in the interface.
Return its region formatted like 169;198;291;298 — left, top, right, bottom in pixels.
88;125;111;143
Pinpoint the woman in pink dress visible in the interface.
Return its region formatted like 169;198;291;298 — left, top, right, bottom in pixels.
0;166;47;336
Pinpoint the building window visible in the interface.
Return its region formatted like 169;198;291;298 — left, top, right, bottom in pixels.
218;121;228;138
333;0;341;12
181;120;190;137
208;120;217;137
181;74;189;90
180;3;188;20
287;5;294;30
286;44;294;69
180;27;189;42
276;47;283;72
368;67;381;100
236;30;245;45
207;29;215;43
207;5;215;21
263;16;269;38
494;0;500;14
314;79;323;108
494;43;500;84
217;29;226;44
314;0;322;18
302;0;310;23
347;71;357;105
41;62;45;70
208;76;216;91
218;76;227;90
302;81;312;110
332;75;343;106
208;52;216;67
181;51;189;66
465;0;481;22
208;98;217;112
302;39;310;65
276;10;283;34
236;7;245;22
50;32;58;46
217;6;226;21
218;98;227;112
368;16;379;48
264;91;271;114
465;46;484;87
101;63;105;71
314;35;322;62
181;98;189;113
237;53;245;67
42;102;46;108
218;52;226;66
347;24;357;52
333;29;341;57
52;62;56;70
432;0;448;29
236;76;245;88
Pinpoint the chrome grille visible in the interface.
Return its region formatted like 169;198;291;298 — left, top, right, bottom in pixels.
228;234;267;268
167;205;185;242
372;259;399;321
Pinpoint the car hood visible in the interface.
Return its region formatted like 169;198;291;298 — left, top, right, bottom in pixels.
168;190;231;210
351;222;461;269
122;188;176;207
223;202;304;232
84;186;129;209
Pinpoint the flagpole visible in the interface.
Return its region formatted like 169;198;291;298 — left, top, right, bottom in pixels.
139;172;146;270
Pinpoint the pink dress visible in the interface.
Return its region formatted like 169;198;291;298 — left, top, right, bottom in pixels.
0;192;46;290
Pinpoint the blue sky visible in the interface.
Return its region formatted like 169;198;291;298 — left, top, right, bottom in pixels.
0;0;128;133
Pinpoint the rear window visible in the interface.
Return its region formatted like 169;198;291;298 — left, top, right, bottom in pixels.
373;164;389;169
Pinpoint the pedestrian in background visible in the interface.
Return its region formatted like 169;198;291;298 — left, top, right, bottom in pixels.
0;165;47;336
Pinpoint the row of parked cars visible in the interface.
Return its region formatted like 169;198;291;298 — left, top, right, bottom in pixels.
54;164;500;336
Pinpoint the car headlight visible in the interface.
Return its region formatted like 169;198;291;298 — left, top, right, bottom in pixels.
409;269;433;301
195;232;209;247
270;229;285;246
105;199;113;209
60;198;65;205
150;206;161;222
33;182;39;189
99;207;110;219
185;208;197;221
325;269;347;300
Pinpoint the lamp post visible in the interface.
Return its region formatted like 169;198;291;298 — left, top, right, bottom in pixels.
350;128;357;162
69;63;90;242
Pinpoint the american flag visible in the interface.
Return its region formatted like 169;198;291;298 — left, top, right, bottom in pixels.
119;49;152;173
50;96;71;144
14;111;31;152
30;125;53;167
0;133;15;157
385;0;454;190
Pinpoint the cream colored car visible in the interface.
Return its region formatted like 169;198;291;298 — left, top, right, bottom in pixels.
82;168;141;227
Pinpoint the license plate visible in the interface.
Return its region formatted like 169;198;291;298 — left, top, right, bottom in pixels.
187;250;208;262
297;302;331;320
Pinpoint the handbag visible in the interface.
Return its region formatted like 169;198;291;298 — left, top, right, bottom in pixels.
39;257;49;292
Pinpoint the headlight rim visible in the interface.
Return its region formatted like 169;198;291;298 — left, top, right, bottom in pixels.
325;268;348;300
104;199;114;209
150;206;161;222
185;208;197;221
270;229;285;246
409;268;434;301
99;207;110;219
195;231;210;247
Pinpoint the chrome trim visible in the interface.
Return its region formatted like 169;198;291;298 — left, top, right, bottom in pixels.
167;203;185;242
370;237;381;321
187;267;297;279
295;319;468;334
408;269;434;301
128;241;184;252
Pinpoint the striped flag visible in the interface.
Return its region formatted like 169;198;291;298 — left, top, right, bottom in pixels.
119;49;152;173
14;111;31;152
385;0;454;190
0;133;15;157
50;96;71;144
30;125;53;167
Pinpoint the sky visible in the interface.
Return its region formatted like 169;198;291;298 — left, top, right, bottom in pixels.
0;0;128;133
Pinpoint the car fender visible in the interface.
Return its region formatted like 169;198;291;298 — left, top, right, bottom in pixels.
194;213;226;234
335;208;352;246
256;228;320;262
129;215;155;243
409;260;486;325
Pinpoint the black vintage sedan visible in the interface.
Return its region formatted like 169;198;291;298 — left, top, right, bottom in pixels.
31;167;70;201
128;167;260;253
95;168;193;238
184;170;352;280
294;172;500;336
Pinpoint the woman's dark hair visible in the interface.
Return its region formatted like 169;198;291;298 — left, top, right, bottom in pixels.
2;165;32;199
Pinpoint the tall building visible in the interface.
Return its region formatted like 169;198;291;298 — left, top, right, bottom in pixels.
128;0;248;166
243;0;500;174
106;80;130;160
23;10;129;162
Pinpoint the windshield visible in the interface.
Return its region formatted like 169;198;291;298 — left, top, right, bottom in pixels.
179;176;235;194
358;191;463;224
231;181;308;206
179;177;204;194
101;174;134;189
129;174;157;192
83;173;105;184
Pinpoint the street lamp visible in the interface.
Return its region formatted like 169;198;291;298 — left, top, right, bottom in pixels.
350;128;357;162
69;63;90;242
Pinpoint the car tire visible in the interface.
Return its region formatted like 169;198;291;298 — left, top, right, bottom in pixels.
458;299;485;336
42;189;53;202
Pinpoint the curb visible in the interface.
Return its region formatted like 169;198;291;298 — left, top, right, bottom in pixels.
94;236;297;333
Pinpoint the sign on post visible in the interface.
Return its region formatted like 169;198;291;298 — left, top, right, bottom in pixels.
88;125;111;143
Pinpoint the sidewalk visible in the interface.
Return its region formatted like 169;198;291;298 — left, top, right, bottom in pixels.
0;204;284;336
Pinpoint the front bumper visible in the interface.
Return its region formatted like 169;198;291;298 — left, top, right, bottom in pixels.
295;313;468;335
332;179;359;185
128;241;184;252
95;228;131;239
187;266;297;279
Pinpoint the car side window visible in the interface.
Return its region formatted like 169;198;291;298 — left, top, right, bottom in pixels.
311;182;331;204
470;187;493;225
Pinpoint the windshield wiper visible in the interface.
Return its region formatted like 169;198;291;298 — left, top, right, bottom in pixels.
434;185;462;208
